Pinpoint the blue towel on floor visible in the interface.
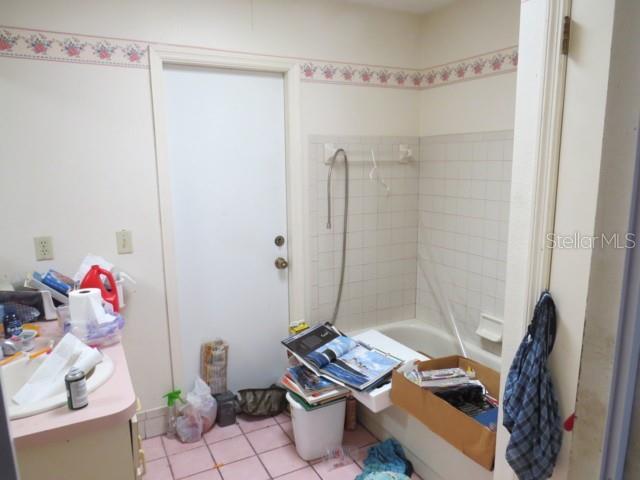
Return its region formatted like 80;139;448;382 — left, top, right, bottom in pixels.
360;473;410;480
356;438;413;480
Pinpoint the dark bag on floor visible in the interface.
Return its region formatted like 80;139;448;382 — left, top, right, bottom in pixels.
234;385;287;416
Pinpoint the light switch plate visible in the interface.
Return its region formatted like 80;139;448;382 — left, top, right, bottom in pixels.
34;236;54;261
116;230;133;254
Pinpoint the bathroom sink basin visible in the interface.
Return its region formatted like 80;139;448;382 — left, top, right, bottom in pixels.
0;351;114;420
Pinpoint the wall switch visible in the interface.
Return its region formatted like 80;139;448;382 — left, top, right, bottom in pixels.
34;236;54;261
116;230;133;254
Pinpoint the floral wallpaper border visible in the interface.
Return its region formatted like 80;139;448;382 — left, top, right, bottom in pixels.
0;27;148;68
300;46;517;89
0;26;517;87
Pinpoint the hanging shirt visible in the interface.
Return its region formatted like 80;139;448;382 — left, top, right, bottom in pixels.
503;291;562;480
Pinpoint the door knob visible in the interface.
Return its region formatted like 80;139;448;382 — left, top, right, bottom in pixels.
275;257;289;269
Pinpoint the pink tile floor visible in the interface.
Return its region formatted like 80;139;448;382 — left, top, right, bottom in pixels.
142;413;422;480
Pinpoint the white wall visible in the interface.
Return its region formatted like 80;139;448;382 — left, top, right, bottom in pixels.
302;83;419;137
543;0;616;475
419;75;517;136
569;0;640;476
0;0;519;412
2;0;422;67
0;58;169;411
419;0;519;67
418;0;520;135
0;0;421;411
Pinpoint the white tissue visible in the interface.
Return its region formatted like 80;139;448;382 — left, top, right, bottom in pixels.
69;288;114;328
13;333;103;406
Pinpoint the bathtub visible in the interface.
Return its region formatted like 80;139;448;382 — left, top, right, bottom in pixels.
354;319;501;480
372;319;501;371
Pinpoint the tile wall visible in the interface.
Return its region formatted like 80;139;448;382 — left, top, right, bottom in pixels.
307;131;513;356
416;131;513;355
307;135;420;332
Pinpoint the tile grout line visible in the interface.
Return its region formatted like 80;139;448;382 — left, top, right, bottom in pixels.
203;436;225;480
209;419;286;478
268;419;323;479
243;427;275;480
160;436;179;480
206;418;294;479
246;419;324;479
156;423;381;479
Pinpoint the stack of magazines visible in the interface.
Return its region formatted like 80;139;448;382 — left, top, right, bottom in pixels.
404;365;499;430
281;323;402;392
279;365;349;408
405;367;473;391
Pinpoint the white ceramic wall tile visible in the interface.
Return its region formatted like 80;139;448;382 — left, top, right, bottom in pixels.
416;131;513;356
308;136;419;331
307;132;512;357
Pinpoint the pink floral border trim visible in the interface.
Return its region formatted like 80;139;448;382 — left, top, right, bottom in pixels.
0;28;148;67
0;27;517;88
300;46;517;89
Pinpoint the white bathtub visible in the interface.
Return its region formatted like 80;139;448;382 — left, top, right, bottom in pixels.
355;318;500;480
373;319;501;371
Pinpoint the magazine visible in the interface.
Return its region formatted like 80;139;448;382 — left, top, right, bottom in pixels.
281;323;401;391
279;365;349;406
407;367;472;389
287;365;338;395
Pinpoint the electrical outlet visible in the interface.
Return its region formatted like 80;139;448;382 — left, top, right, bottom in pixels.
34;236;54;261
116;230;133;254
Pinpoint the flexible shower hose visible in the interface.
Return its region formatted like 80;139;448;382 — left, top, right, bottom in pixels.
327;148;349;324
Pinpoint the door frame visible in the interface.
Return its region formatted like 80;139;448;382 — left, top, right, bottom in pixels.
600;125;640;479
494;0;571;477
148;46;304;389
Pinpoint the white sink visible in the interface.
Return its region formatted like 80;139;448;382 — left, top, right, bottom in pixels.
1;350;114;420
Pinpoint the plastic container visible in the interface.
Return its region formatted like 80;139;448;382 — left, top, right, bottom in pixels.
163;390;183;439
287;393;346;461
80;265;120;312
3;305;22;339
214;391;236;427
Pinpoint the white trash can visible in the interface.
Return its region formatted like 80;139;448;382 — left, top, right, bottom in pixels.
287;393;346;461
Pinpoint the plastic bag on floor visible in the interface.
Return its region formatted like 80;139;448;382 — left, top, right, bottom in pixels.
176;404;203;443
186;377;218;433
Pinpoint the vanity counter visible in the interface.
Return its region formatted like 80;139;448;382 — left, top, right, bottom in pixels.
10;342;137;448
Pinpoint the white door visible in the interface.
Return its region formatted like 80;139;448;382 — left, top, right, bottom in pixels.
163;65;289;392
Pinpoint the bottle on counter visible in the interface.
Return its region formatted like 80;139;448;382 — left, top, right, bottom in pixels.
3;304;22;339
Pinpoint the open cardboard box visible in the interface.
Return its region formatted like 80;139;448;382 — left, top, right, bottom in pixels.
390;355;500;470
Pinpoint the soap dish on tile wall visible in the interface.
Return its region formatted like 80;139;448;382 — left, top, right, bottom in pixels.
476;313;504;343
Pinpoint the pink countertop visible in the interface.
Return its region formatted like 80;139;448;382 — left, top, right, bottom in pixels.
10;342;137;448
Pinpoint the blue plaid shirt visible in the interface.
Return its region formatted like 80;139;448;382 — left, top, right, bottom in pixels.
503;292;562;479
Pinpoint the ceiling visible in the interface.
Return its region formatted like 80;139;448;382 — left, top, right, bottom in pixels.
341;0;456;14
